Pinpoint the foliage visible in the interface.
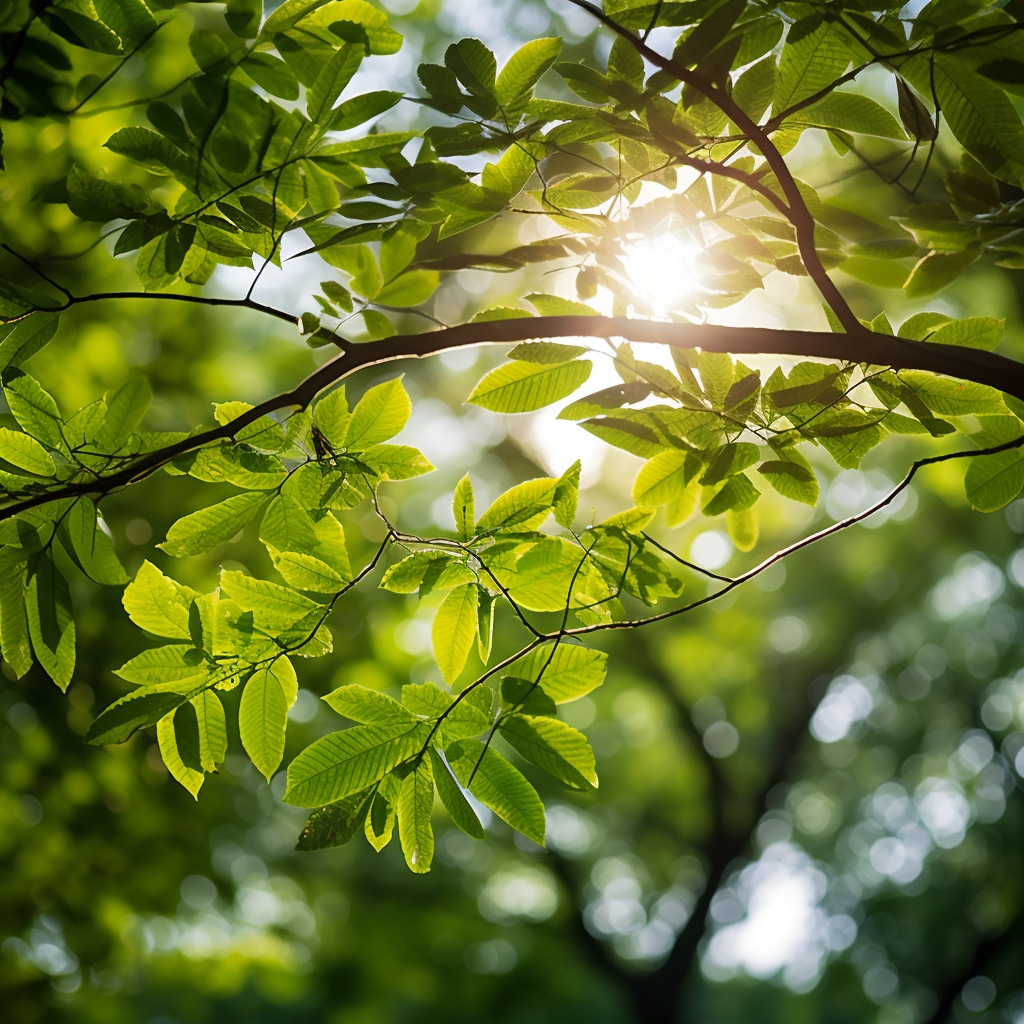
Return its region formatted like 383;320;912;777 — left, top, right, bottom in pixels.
2;1;1024;1017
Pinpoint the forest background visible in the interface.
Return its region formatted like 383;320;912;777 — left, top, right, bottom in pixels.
2;1;1024;1023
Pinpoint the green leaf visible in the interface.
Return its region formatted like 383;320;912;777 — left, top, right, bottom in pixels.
432;583;480;684
259;493;317;554
796;93;905;138
2;370;63;449
445;38;497;105
213;401;288;449
114;644;209;685
105;126;191;178
159;492;270;558
633;450;700;506
727;506;758;552
123;561;198;639
283;722;427;807
0;427;55;475
487;537;582;613
446;740;545;845
268;549;344;592
157;712;204;799
429;748;484;839
261;0;332;35
501;676;557;717
553;460;580;529
496;37;561;106
904;250;980;298
397;759;435;872
580;417;665;459
0;315;60;374
757;458;819;506
323;684;414;727
507;341;588;364
194;689;227;772
239;658;298;780
345;377;411;448
476;477;557;533
896;76;936;142
927;317;1004;351
313;0;403;54
362;443;434;480
513;643;607;704
58;498;128;585
330;90;403;130
0;549;32;678
308;44;363;124
402;682;491;743
774;17;852;112
26;554;75;691
364;775;399;851
295;788;375;851
376;270;439;306
220;570;322;631
702;473;760;516
900;372;1007;416
501;713;597;789
241;52;300;97
699;442;760;486
477;588;495;664
96;376;151;451
467;359;592;413
86;686;191;745
380;551;475;595
931;54;1024;183
181;445;288;491
173;698;205;772
453;474;475;538
313;386;351;448
964;449;1024;512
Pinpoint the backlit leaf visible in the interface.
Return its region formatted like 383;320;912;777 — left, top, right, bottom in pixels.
447;740;545;845
397;759;435;872
467;359;591;413
239;658;298;780
432;583;479;684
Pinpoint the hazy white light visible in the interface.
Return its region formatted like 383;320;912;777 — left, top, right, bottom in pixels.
478;867;558;922
915;778;971;848
703;721;740;758
622;232;704;314
691;530;732;569
931;554;1004;620
810;675;874;743
704;844;841;989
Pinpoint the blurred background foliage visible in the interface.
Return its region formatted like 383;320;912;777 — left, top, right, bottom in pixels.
2;1;1024;1023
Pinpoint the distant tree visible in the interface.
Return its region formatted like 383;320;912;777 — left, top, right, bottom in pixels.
2;0;1024;980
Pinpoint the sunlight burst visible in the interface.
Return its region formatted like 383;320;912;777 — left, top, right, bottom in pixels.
621;231;705;315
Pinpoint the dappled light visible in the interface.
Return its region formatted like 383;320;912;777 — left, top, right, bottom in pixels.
3;0;1024;1022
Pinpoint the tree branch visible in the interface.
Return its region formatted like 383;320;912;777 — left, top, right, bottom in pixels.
564;431;1024;638
4;313;1024;522
0;288;299;327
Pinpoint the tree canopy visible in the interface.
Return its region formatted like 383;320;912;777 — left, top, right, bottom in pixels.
3;1;1024;1021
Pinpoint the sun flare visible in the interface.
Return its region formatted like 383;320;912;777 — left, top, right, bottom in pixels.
621;232;705;315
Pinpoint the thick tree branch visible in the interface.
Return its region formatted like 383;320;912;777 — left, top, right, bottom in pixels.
4;314;1024;522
